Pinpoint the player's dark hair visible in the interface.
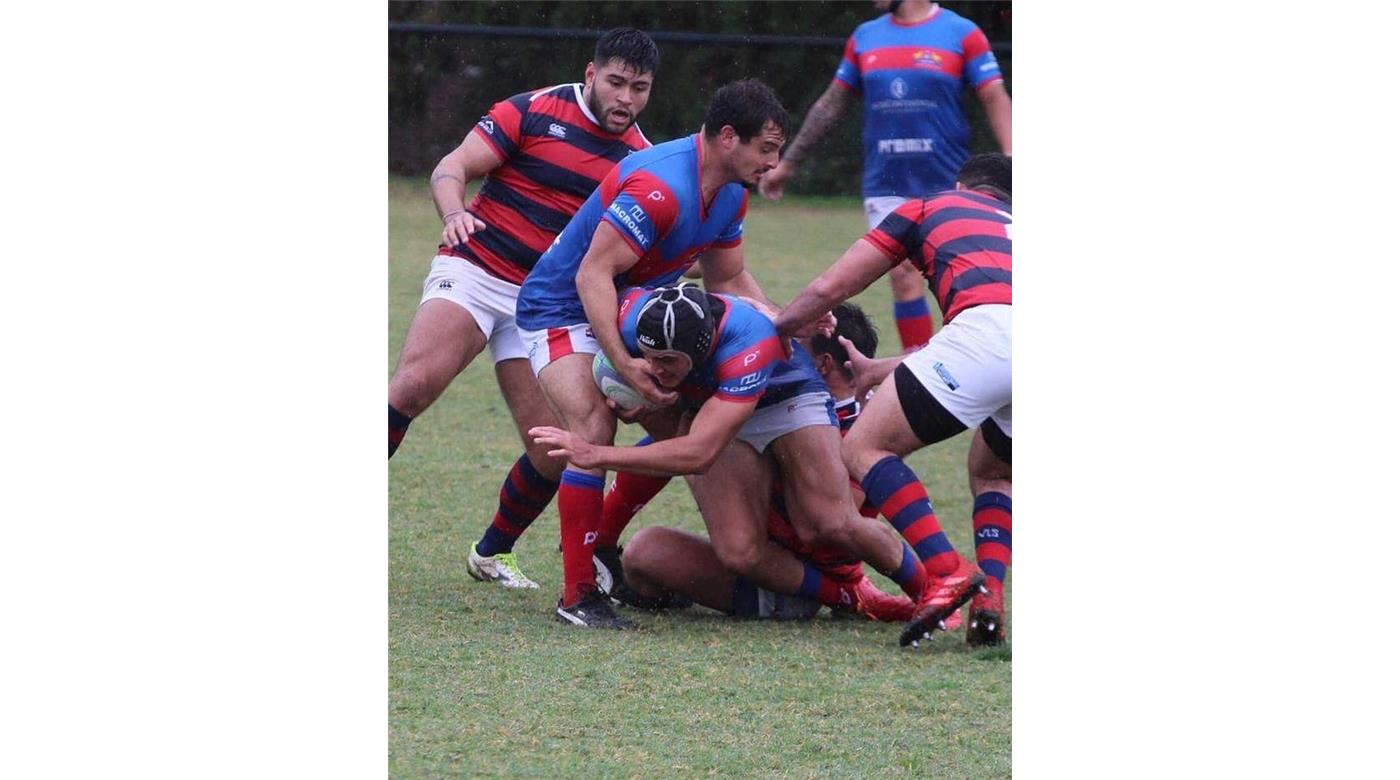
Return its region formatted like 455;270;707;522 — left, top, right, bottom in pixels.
957;153;1011;201
702;79;790;142
594;28;660;75
809;302;878;375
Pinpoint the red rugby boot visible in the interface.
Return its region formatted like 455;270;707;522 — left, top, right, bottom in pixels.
966;578;1006;646
899;556;986;647
852;576;917;623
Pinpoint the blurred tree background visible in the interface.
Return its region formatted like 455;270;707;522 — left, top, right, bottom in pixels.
389;1;1010;196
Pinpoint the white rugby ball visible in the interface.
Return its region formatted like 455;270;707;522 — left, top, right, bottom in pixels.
592;353;655;411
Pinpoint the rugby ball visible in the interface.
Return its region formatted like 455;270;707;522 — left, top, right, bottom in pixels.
592;353;655;411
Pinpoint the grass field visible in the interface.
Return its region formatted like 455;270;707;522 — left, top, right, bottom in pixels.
388;176;1011;777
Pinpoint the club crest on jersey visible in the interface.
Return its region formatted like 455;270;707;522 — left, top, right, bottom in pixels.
913;49;942;69
548;122;567;139
889;77;908;99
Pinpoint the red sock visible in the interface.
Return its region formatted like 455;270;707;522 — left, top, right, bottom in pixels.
598;470;671;549
557;470;605;606
893;298;934;352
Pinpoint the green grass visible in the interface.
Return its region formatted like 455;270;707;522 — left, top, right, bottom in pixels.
389;175;1010;777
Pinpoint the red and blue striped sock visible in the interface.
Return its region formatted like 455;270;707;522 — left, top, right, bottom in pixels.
972;492;1012;584
388;404;412;458
860;455;960;577
893;298;934;353
796;562;859;609
557;470;605;606
597;437;669;549
476;453;560;557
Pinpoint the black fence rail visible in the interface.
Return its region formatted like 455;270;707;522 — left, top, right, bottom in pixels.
389;7;1010;196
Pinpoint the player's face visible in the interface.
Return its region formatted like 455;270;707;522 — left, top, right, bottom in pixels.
639;349;693;388
584;59;654;134
725;120;786;187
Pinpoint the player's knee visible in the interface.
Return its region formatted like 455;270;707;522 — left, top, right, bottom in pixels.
971;477;1012;499
712;536;764;577
387;364;444;417
793;507;851;550
621;529;664;586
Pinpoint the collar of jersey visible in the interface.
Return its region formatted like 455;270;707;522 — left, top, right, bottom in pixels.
890;3;941;28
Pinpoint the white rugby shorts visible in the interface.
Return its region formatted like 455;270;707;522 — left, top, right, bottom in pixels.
864;196;909;230
736;391;837;454
901;304;1011;437
419;255;528;363
520;322;599;376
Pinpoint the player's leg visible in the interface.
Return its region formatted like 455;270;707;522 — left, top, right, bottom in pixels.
529;335;629;626
621;526;739;612
593;409;689;607
889;261;935;353
769;422;929;603
967;416;1012;646
464;355;564;589
865;196;934;353
845;305;1011;643
387;301;486;458
683;441;862;609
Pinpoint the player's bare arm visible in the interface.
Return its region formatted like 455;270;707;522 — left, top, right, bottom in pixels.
532;396;755;476
698;244;778;313
430;131;502;247
775;238;896;338
576;226;678;407
977;81;1012;156
758;84;854;201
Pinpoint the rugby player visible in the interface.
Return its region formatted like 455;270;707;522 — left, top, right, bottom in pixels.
774;153;1012;646
614;303;926;625
513;80;791;627
759;0;1011;353
531;286;976;640
386;29;659;589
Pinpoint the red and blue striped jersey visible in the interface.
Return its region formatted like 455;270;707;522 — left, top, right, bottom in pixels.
442;83;650;285
833;7;1003;198
516;135;748;331
616;289;825;411
864;190;1011;325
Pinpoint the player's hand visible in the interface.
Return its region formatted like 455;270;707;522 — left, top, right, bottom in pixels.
619;356;678;407
791;310;837;340
757;159;794;201
841;334;882;401
441;210;486;249
606;397;665;426
529;426;602;470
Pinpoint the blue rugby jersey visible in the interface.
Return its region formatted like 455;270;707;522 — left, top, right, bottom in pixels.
617;289;826;412
832;6;1003;198
516;134;747;331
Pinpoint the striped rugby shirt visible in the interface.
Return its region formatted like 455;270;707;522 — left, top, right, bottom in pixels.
441;83;650;285
863;189;1011;325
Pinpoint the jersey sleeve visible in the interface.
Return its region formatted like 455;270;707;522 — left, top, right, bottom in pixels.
600;172;681;257
712;190;748;249
961;27;1004;89
832;35;861;93
862;199;924;266
711;315;786;402
470;91;532;159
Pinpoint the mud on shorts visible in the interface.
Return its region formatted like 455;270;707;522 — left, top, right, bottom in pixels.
419;255;528;363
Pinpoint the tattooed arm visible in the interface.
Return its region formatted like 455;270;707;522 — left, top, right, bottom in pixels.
757;84;855;201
